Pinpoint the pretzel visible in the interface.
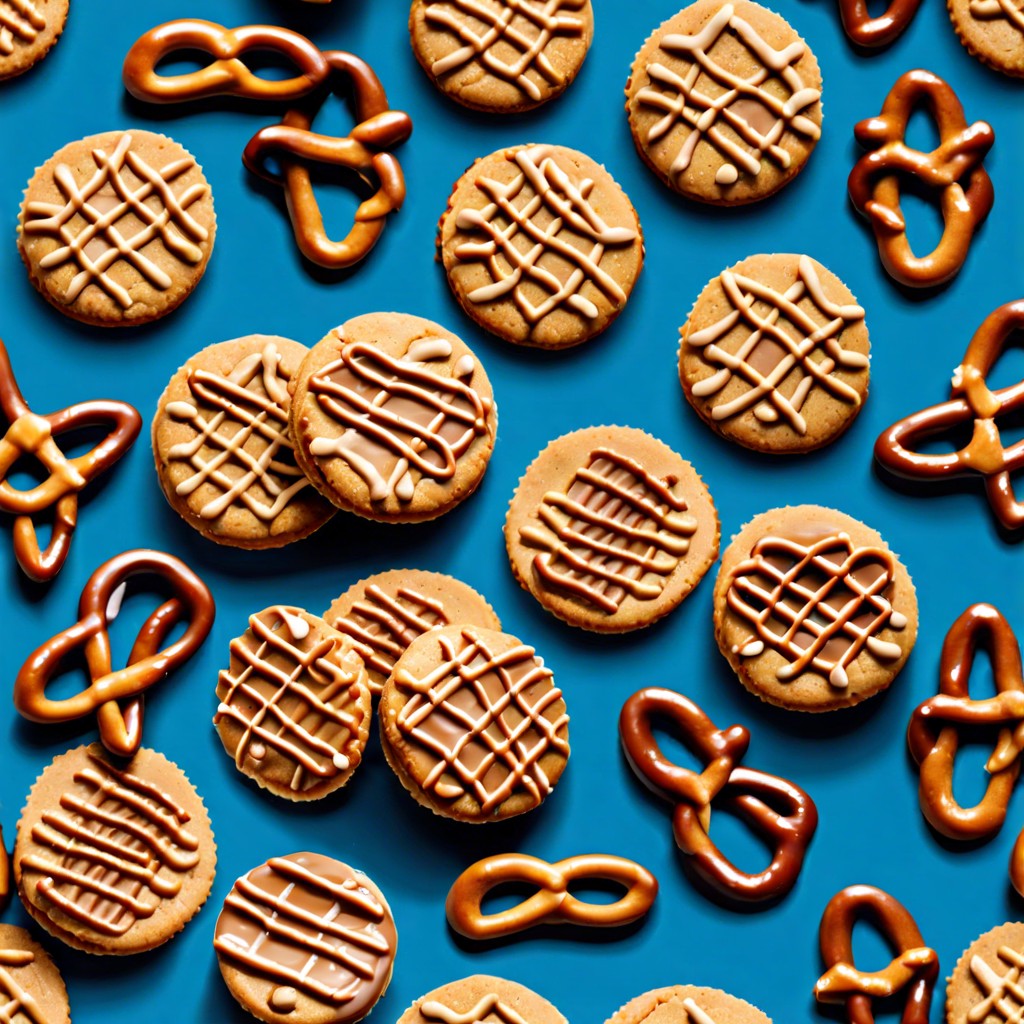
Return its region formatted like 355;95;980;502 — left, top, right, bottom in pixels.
445;853;658;940
242;51;412;270
0;823;8;914
848;69;994;288
834;0;922;48
875;301;1024;530
619;687;817;904
14;549;215;757
815;884;937;1024
0;341;140;583
122;20;331;103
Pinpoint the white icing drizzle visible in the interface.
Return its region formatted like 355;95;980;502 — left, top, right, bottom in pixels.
682;999;719;1024
0;946;45;1024
969;945;1024;1023
0;0;44;55
421;995;531;1024
968;0;1024;31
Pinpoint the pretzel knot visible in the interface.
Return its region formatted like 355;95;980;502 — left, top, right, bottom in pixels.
445;853;658;940
848;68;994;288
835;0;922;48
619;687;817;904
815;884;937;1024
14;550;215;757
242;51;412;271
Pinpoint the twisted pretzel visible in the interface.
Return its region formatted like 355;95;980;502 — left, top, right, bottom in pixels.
875;301;1024;530
445;853;658;940
815;884;937;1024
14;549;215;756
0;823;8;914
834;0;922;48
0;341;140;583
848;69;994;288
242;51;412;270
619;687;817;904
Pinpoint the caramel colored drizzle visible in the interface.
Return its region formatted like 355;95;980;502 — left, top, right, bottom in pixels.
686;255;867;435
21;753;200;937
968;945;1024;1022
727;529;906;688
0;0;44;56
969;0;1024;31
0;946;44;1024
421;995;531;1024
215;606;367;791
453;144;637;325
682;1003;718;1024
393;628;568;813
518;446;696;613
636;3;821;186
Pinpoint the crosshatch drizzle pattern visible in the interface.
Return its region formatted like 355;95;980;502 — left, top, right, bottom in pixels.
0;0;44;55
0;945;42;1024
969;945;1024;1022
969;0;1024;32
420;995;532;1024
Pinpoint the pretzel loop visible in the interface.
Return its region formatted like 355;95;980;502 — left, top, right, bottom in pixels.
836;0;923;48
0;823;8;914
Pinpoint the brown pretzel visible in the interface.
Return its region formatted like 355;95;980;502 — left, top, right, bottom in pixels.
14;549;215;757
848;69;994;288
835;0;922;48
242;51;412;270
815;884;937;1024
0;340;141;583
619;687;817;904
875;301;1024;530
0;823;8;914
445;853;658;940
122;20;331;103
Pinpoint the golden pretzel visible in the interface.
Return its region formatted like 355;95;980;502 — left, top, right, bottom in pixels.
848;68;994;288
14;550;215;757
445;853;658;939
834;0;922;48
0;823;8;914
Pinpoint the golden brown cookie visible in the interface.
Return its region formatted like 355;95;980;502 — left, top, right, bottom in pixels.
0;0;68;80
680;254;870;454
398;975;568;1024
0;924;71;1023
323;569;501;695
14;743;216;954
215;852;397;1024
290;313;497;523
214;606;373;801
505;426;720;632
713;504;917;712
947;922;1024;1024
409;0;594;112
437;144;643;349
153;335;335;549
626;0;823;205
606;985;773;1024
379;624;569;822
948;0;1024;75
18;129;216;327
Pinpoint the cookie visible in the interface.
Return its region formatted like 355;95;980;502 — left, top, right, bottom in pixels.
625;0;823;205
713;505;917;712
0;924;71;1024
679;254;870;453
379;624;569;822
606;985;772;1024
323;569;501;695
0;0;68;81
409;0;594;112
505;426;720;632
290;313;497;522
153;335;335;548
397;975;567;1024
947;921;1024;1024
14;743;216;954
214;606;373;801
18;129;216;327
437;143;643;349
949;0;1024;76
214;852;397;1024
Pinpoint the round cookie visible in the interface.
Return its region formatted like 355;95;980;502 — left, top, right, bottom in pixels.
505;426;720;632
323;569;502;694
409;0;594;112
0;925;71;1024
14;743;216;954
18;129;216;326
625;0;823;205
290;313;497;523
947;922;1024;1024
948;0;1024;76
153;335;335;549
437;143;643;349
215;852;397;1024
679;254;870;454
398;975;568;1024
713;504;917;712
379;624;569;822
0;0;68;81
606;985;772;1024
214;606;373;801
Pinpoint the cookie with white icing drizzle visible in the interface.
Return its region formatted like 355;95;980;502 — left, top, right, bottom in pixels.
0;924;70;1024
605;985;773;1024
398;975;567;1024
948;0;1024;76
0;0;68;81
153;335;335;549
946;921;1024;1024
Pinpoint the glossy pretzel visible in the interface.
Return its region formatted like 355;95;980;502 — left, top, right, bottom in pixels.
0;823;8;914
848;69;994;288
445;853;658;939
0;341;141;582
835;0;922;48
14;550;215;756
619;687;817;904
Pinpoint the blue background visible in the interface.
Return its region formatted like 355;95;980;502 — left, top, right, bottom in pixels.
0;0;1022;1021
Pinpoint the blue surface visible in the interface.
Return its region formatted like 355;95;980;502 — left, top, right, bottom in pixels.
1;0;1023;1022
